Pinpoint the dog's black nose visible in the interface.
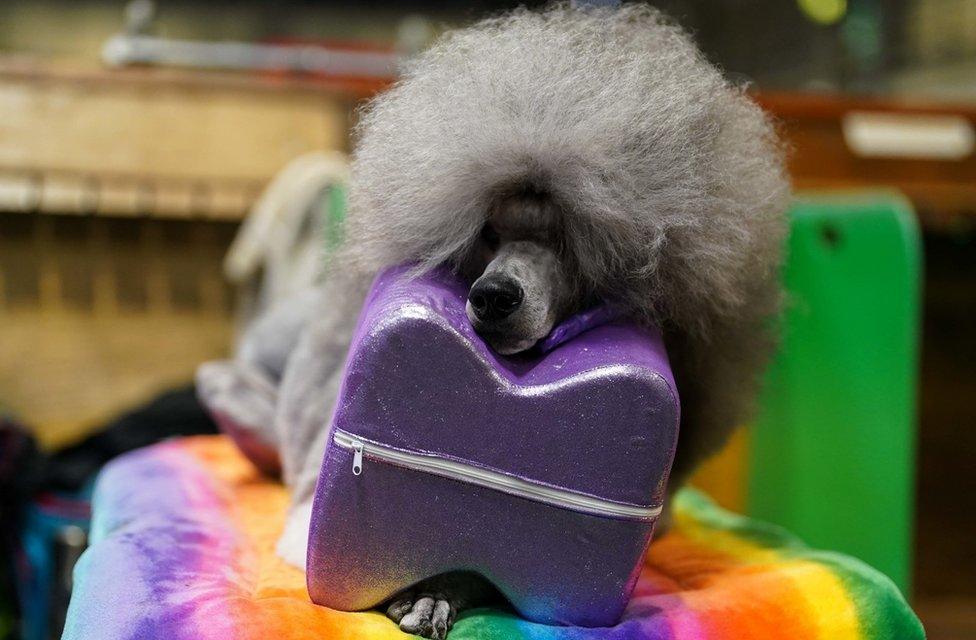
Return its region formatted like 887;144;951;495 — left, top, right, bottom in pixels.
468;277;523;322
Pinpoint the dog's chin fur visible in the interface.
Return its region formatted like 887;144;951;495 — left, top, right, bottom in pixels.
339;3;790;485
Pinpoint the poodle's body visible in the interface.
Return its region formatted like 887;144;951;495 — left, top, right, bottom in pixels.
198;5;789;638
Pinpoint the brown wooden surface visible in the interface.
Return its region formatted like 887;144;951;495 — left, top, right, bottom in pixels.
0;57;350;220
757;92;976;229
0;213;237;448
0;56;386;100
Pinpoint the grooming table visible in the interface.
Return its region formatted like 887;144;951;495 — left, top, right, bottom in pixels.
63;436;922;640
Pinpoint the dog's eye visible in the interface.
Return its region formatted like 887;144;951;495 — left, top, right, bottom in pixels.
480;224;500;249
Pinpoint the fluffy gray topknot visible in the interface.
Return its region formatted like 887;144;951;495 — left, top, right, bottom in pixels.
344;3;791;482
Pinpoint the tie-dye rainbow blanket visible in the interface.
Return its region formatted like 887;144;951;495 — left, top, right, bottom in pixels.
63;436;923;640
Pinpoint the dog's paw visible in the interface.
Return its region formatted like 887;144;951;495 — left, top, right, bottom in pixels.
386;592;455;640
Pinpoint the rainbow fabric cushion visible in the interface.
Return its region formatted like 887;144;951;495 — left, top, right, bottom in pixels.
63;436;923;640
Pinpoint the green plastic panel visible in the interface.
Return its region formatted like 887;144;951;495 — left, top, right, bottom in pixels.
748;192;921;594
324;183;347;252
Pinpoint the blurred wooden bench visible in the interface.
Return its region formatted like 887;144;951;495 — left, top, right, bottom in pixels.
0;59;354;446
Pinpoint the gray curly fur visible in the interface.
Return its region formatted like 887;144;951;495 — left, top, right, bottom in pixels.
342;3;790;485
198;3;790;578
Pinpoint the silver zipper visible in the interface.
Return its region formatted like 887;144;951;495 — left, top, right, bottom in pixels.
351;440;364;476
332;429;661;520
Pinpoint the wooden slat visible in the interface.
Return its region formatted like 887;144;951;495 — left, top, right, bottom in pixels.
0;56;387;100
0;58;350;219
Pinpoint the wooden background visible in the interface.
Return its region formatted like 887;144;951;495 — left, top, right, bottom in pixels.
0;62;351;447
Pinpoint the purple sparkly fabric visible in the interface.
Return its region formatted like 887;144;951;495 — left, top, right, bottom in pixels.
537;303;622;353
307;265;680;627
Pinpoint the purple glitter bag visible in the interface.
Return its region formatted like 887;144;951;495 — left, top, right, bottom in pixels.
307;265;679;627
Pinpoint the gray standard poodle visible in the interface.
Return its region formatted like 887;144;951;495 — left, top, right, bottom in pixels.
197;4;790;638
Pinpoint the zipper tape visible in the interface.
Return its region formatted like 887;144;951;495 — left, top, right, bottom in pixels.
333;429;662;521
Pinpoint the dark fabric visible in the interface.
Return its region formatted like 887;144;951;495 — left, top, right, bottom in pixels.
33;385;218;493
1;415;38;640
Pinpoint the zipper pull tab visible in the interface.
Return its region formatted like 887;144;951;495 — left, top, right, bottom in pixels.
351;441;364;476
